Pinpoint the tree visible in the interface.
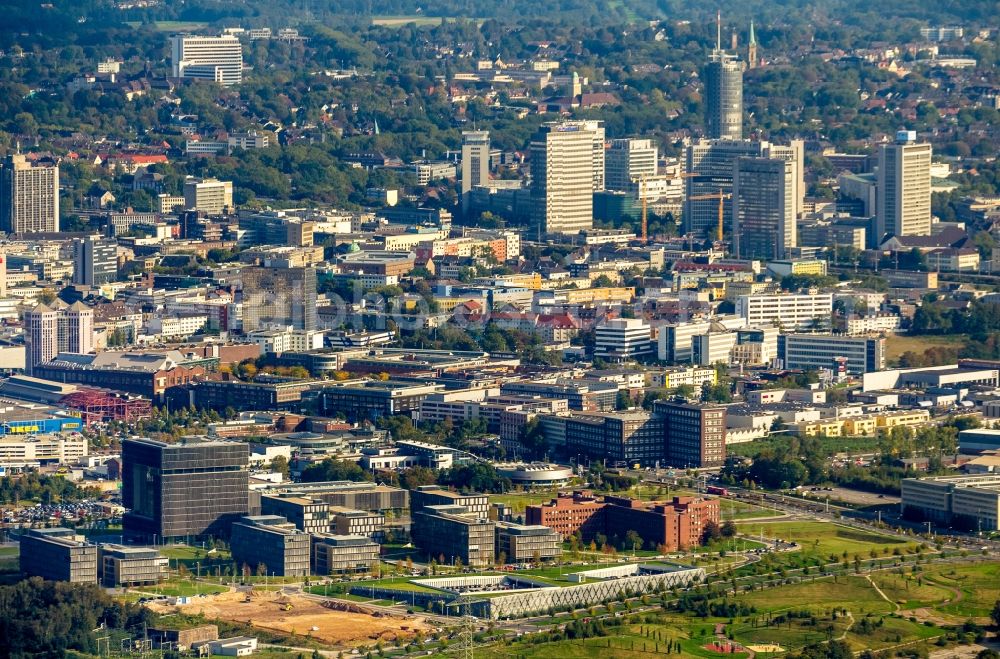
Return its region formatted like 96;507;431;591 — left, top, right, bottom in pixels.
301;457;372;483
270;455;290;478
701;520;722;545
992;598;1000;629
721;520;737;538
625;529;643;553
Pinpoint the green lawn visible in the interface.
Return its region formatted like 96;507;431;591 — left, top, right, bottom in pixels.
125;20;210;31
736;521;914;559
924;563;1000;620
372;15;483;27
885;333;968;364
129;579;227;598
869;571;954;609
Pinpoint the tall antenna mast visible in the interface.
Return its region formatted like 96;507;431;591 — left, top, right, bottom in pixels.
716;10;722;51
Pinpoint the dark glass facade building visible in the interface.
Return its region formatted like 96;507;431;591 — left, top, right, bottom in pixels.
123;437;249;541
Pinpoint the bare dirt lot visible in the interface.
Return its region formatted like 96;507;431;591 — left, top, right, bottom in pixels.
147;590;432;647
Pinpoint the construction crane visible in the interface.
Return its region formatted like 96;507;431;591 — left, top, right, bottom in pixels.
688;189;732;243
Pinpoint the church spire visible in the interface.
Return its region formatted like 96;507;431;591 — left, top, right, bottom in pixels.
747;20;758;69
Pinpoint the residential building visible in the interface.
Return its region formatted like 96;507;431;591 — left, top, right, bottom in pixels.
735;293;833;331
412;161;457;185
411;504;495;567
122;437;249;541
238;266;317;332
777;334;885;375
877;130;932;240
170;34;243;86
495;522;562;563
461;130;490;212
1;154;59;233
655;399;727;468
230;515;311;577
74;236;118;286
99;545;168;587
605;138;657;191
183;177;233;215
733;157;796;259
901;474;1000;532
650;366;718;389
594;318;653;362
20;528;97;583
311;534;380;574
530;121;601;235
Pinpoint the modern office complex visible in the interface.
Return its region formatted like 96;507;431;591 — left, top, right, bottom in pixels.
461;130;490;211
410;486;491;517
563;410;665;467
733;157;797;259
1;154;59;233
876;130;932;240
411;504;495;568
735;292;833;331
605;138;658;191
260;494;331;534
238;265;318;332
530;121;601;235
495;522;563;562
777;334;886;375
183;177;233;215
20;528;98;583
122;437;249;541
683;140;762;237
594;318;654;362
230;515;311;577
901;474;1000;532
170;34;244;86
74;235;119;286
655;399;727;468
311;534;380;574
99;544;169;587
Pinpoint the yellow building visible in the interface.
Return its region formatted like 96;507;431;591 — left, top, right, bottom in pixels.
877;410;930;428
561;287;635;305
843;416;879;436
788;419;846;437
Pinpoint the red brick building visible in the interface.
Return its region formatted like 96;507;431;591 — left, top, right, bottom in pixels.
525;491;720;552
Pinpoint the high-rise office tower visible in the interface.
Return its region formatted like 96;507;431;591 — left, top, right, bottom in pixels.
23;301;94;376
684;139;802;239
704;14;743;140
0;154;59;234
62;302;95;357
24;304;58;376
239;265;318;332
605;138;658;191
461;131;490;213
530;121;601;235
74;235;119;286
170;34;243;86
877;130;932;240
733;156;797;259
122;437;249;540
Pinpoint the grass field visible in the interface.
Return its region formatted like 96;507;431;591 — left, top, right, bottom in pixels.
372;15;482;27
924;562;1000;620
736;520;914;558
130;578;227;598
125;21;210;32
884;333;968;363
869;570;954;609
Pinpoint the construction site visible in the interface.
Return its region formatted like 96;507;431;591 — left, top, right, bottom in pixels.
146;588;433;648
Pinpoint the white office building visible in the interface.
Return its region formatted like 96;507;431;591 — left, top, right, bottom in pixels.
594;318;653;362
877;130;932;240
605;138;657;191
170;34;244;86
735;293;833;331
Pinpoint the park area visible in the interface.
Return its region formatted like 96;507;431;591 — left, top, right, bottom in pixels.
146;589;432;647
